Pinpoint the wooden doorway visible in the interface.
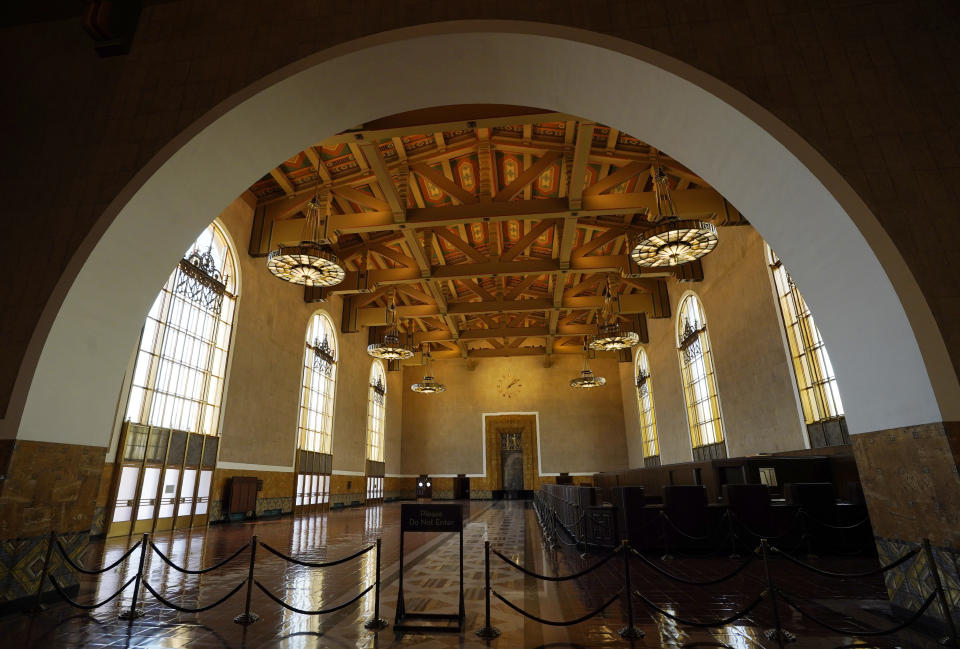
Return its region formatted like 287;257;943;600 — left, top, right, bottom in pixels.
484;414;538;500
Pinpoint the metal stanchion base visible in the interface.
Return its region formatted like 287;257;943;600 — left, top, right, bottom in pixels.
118;608;144;620
619;626;645;639
364;617;388;630
764;628;797;642
476;626;501;638
233;612;260;625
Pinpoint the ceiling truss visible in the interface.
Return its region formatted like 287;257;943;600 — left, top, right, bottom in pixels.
248;106;745;361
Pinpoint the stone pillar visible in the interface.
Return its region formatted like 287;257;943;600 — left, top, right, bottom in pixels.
0;440;105;608
852;422;960;625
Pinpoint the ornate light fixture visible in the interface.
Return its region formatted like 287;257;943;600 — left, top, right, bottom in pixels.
367;290;414;360
411;345;446;394
589;275;640;351
630;163;718;268
267;174;345;286
570;346;606;389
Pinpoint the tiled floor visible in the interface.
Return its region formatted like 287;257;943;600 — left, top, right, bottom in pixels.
3;501;945;648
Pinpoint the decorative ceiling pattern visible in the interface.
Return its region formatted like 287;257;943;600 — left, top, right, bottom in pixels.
247;106;748;361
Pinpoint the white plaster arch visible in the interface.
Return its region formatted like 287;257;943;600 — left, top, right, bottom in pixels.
10;22;959;448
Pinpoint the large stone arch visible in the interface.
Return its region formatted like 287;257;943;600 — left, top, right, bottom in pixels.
10;22;959;448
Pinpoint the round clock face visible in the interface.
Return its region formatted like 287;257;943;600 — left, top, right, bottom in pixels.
497;374;523;398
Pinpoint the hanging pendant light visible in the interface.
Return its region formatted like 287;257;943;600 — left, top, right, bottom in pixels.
570;345;606;389
411;345;447;394
367;290;415;360
589;274;640;351
267;171;346;286
630;161;718;268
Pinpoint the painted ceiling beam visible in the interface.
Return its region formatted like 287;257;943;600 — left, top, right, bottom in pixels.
567;121;594;211
359;140;406;222
357;292;655;322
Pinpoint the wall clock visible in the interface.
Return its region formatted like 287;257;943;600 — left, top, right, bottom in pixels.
497;374;523;399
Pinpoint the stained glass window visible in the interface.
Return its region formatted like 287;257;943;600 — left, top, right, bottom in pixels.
298;312;337;453
124;223;237;435
366;361;386;462
677;294;724;449
634;348;659;458
767;246;844;423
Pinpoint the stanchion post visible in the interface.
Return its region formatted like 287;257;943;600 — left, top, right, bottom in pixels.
119;533;148;620
476;540;501;638
726;510;741;559
578;503;590;559
799;511;817;560
659;512;674;561
364;538;388;630
618;540;644;639
761;538;795;645
923;538;959;649
549;500;559;549
27;530;56;615
234;535;260;625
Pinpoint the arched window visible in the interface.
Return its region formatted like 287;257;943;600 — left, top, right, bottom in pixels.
125;223;237;434
365;361;386;502
767;246;845;427
634;348;659;465
677;293;725;458
295;312;336;512
110;222;238;536
366;361;387;462
298;313;337;454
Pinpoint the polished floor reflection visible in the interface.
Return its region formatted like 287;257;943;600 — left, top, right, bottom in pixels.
4;501;943;648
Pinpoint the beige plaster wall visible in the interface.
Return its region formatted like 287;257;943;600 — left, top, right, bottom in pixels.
401;353;627;477
218;200;402;473
623;227;807;466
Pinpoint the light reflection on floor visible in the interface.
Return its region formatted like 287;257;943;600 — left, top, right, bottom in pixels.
4;501;940;649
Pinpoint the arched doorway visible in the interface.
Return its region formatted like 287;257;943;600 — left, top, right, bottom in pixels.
11;23;958;452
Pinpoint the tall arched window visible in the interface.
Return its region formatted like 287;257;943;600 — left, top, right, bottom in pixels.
110;222;238;536
767;247;846;443
634;348;660;466
295;312;336;512
298;313;337;454
677;293;725;459
365;361;386;502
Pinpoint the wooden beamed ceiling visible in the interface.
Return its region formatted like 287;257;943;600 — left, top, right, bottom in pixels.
247;105;747;360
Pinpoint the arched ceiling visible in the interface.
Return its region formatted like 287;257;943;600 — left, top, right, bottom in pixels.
247;104;748;361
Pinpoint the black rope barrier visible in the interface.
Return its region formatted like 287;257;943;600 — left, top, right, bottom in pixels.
801;510;871;531
549;510;589;547
142;577;246;613
729;510;802;541
259;540;374;568
633;588;768;628
658;511;716;542
150;540;249;575
491;546;620;582
770;545;919;579
254;580;373;616
628;545;759;586
776;587;938;637
56;539;141;575
48;574;137;610
492;588;623;627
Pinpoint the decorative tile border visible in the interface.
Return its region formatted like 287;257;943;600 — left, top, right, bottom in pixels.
0;531;87;605
876;536;960;623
